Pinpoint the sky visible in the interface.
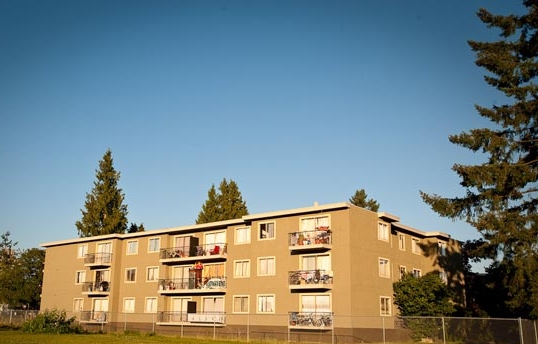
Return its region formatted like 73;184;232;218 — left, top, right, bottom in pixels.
0;1;524;265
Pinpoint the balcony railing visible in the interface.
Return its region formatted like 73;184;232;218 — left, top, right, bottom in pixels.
79;310;108;323
158;276;226;293
84;252;113;266
160;243;227;261
157;311;226;325
81;281;111;294
288;270;333;289
289;312;333;329
289;229;332;249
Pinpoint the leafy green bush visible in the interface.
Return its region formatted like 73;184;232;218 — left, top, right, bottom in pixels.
21;309;84;334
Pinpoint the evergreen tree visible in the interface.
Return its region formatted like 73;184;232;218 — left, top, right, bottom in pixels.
349;188;380;212
196;178;249;224
420;1;538;318
128;223;145;233
76;149;128;237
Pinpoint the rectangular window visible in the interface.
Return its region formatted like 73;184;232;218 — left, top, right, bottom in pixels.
438;241;447;256
399;265;407;279
412;238;421;254
412;268;422;278
75;270;86;284
378;222;389;241
234;260;250;278
380;296;391;316
300;215;330;231
235;227;251;244
126;240;138;255
77;244;88;258
148;237;160;252
259;222;275;240
300;294;331;313
233;295;249;313
257;294;275;313
145;297;157;313
123;298;135;313
398;233;405;250
125;268;137;282
146;266;159;282
258;257;275;276
379;258;390;278
439;271;448;284
73;298;84;312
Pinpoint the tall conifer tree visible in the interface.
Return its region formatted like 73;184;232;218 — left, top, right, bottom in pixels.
421;1;538;317
76;149;128;237
349;188;380;212
196;178;248;224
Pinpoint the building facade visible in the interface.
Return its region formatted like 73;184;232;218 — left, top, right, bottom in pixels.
40;202;463;336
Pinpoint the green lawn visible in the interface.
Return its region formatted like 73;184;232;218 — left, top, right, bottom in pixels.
0;330;237;344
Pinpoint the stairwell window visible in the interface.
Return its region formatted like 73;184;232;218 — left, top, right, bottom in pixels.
398;233;405;250
378;222;389;241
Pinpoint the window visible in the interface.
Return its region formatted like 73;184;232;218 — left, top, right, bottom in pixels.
259;222;275;240
300;294;330;313
146;266;159;282
300;215;330;231
258;257;275;276
234;260;250;278
75;270;86;284
77;244;88;258
125;268;136;282
235;227;251;244
257;294;275;313
92;299;109;322
126;240;138;255
233;295;249;313
439;271;448;284
379;258;390;278
380;296;391;316
412;238;421;254
378;222;389;241
438;241;447;256
301;254;331;274
412;268;422;278
123;298;135;313
398;233;405;250
399;265;407;279
145;297;157;313
73;298;84;312
148;237;160;252
202;296;224;314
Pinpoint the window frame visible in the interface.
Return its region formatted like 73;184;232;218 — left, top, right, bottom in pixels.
77;244;88;259
233;295;250;314
235;226;251;244
146;266;159;282
438;241;447;256
380;296;391;316
123;297;135;313
75;270;86;285
399;265;407;279
73;298;84;312
398;233;405;250
125;267;137;283
234;259;250;278
257;256;276;276
378;222;389;242
412;268;422;278
256;294;275;314
145;297;158;313
148;237;161;253
378;257;390;278
258;222;276;241
126;240;138;255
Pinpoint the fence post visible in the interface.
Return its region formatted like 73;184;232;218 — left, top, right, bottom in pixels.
382;316;386;344
534;320;537;344
152;313;155;333
124;312;127;331
9;310;12;325
519;318;524;344
442;317;446;344
247;312;250;343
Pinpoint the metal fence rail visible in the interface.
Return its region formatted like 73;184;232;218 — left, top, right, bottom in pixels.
1;310;537;344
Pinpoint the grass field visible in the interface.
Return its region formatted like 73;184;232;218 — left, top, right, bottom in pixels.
0;330;238;344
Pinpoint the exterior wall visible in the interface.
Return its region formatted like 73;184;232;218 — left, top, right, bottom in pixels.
40;202;462;333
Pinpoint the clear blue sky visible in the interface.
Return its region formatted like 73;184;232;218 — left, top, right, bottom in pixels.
0;1;523;257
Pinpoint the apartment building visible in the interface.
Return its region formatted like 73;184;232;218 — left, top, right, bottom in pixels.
40;202;463;336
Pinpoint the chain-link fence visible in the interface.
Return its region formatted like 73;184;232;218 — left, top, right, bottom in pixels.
2;310;537;344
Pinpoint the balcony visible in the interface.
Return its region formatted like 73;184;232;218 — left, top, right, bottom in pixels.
157;311;226;326
79;310;108;323
160;243;227;264
82;281;111;296
158;276;226;295
288;270;333;290
84;252;112;267
289;312;333;329
289;229;332;252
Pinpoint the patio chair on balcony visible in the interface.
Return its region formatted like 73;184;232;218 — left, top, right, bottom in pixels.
210;245;220;255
